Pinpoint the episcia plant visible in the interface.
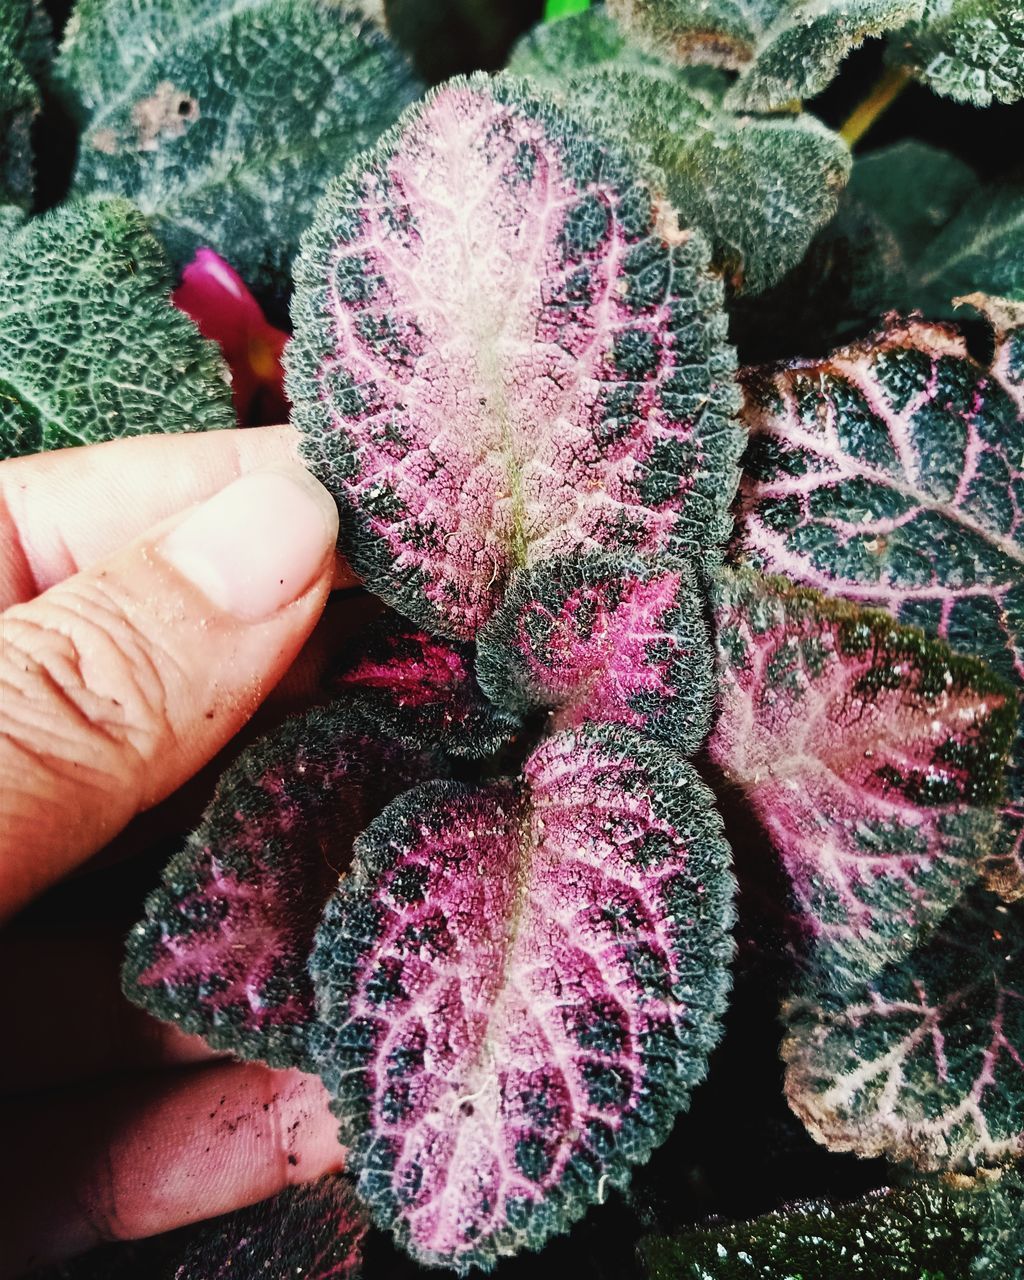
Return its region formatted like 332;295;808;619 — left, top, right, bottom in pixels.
4;0;1024;1276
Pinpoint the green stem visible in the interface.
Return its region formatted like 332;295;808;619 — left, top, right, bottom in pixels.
543;0;591;20
839;65;912;148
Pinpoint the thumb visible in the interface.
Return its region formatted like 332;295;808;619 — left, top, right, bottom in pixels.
0;465;338;920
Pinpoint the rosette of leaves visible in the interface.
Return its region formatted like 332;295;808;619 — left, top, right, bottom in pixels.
128;76;744;1270
0;0;50;208
508;8;851;293
53;0;424;294
0;196;234;459
121;74;1020;1275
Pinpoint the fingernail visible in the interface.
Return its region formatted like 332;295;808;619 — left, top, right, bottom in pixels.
159;467;339;620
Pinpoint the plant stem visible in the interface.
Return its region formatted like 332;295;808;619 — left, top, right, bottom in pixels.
839;65;912;148
543;0;591;20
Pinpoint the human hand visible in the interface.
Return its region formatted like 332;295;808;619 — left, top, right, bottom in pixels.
0;427;357;1277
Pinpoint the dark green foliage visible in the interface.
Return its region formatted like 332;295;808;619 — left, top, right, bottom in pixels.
56;0;423;294
892;0;1024;106
784;890;1024;1171
509;9;850;293
640;1179;1002;1278
0;0;51;207
606;0;924;109
0;197;233;458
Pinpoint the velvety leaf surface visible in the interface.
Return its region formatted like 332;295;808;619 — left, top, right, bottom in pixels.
172;1177;367;1280
56;0;423;293
639;1180;990;1278
709;569;1015;992
476;552;713;753
124;705;435;1069
890;0;1024;105
845;141;976;270
331;614;520;758
606;0;925;109
0;0;50;208
509;10;850;294
783;889;1024;1170
734;315;1024;898
913;178;1024;313
0;197;233;459
726;195;910;364
287;73;741;641
310;725;735;1270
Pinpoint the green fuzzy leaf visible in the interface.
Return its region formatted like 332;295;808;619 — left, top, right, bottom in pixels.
730;143;986;357
784;888;1024;1171
509;10;850;293
606;0;925;109
639;1178;1013;1278
889;0;1024;106
0;0;51;208
0;204;25;236
735;310;1024;901
846;140;977;269
727;196;908;362
710;567;1015;993
55;0;423;294
0;197;233;459
914;177;1024;315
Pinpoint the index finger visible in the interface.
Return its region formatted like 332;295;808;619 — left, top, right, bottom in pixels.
0;426;355;608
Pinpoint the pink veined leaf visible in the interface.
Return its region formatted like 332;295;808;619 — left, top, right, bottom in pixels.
287;73;741;641
309;724;735;1271
475;551;713;753
709;568;1016;993
733;310;1024;902
173;1175;367;1280
783;888;1024;1172
331;613;520;757
123;706;436;1069
172;247;289;424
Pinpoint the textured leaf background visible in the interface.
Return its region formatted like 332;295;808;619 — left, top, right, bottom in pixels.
784;889;1024;1171
711;568;1014;991
56;0;423;293
0;197;233;458
735;314;1024;897
509;9;851;294
476;552;713;753
288;74;740;640
310;726;735;1270
124;706;435;1069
